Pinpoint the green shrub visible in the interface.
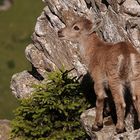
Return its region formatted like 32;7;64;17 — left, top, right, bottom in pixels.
10;69;90;140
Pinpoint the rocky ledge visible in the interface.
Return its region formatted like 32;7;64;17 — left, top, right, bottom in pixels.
81;108;140;140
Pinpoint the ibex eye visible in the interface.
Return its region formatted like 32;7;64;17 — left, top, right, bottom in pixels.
73;26;80;30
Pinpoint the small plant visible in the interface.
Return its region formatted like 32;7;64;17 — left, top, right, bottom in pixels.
10;69;90;140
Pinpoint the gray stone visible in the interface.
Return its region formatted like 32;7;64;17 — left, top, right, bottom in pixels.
81;108;140;140
80;108;115;140
122;0;140;16
10;70;40;98
0;120;11;140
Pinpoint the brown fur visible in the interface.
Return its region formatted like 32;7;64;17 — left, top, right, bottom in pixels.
58;17;140;133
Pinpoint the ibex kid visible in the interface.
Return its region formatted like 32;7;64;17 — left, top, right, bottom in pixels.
58;17;140;133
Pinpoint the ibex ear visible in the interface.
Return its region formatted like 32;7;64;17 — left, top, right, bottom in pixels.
87;18;103;35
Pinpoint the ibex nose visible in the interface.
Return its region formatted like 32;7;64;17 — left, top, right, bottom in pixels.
58;29;64;38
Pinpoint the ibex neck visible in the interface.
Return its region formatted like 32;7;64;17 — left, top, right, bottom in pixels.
79;33;103;56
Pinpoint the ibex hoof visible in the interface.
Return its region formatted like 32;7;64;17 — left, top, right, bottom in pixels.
92;122;103;131
116;127;125;134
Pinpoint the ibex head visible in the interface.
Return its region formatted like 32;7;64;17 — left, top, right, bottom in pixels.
58;17;102;42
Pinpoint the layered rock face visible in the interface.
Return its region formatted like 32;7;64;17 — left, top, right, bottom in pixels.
11;0;140;139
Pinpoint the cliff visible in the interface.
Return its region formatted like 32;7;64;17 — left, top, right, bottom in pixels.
11;0;140;139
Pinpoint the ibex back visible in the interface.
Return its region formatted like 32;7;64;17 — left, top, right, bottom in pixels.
58;17;140;133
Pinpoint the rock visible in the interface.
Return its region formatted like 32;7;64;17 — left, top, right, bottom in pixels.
0;120;11;140
10;70;40;98
10;0;140;139
114;129;140;140
122;0;140;16
81;108;140;140
80;108;115;140
25;44;50;75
